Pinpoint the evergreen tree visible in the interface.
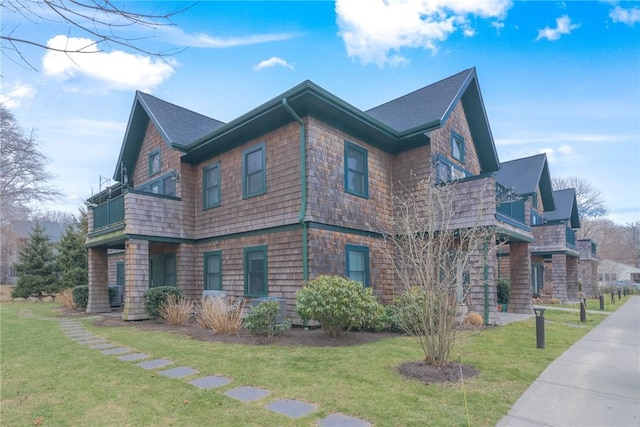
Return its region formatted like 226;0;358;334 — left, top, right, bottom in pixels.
56;208;88;289
11;223;60;298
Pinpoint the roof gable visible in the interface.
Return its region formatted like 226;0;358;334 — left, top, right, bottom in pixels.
494;153;555;211
113;92;225;180
544;188;581;228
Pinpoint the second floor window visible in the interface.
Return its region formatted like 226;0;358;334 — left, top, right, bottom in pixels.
243;143;266;198
451;131;465;163
203;163;221;209
344;140;368;198
149;150;161;176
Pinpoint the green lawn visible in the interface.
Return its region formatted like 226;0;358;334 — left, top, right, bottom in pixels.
1;302;610;426
537;294;633;312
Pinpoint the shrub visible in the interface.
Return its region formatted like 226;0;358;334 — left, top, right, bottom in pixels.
295;275;385;338
143;286;183;320
245;300;291;338
196;296;245;335
462;312;484;328
158;294;194;326
72;285;117;310
497;278;510;304
56;288;76;309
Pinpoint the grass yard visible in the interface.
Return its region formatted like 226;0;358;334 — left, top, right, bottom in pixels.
538;294;633;313
1;302;608;427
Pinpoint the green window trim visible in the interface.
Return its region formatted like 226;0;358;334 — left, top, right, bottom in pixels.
344;140;369;198
203;163;221;209
243;245;267;297
148;149;161;176
345;244;370;287
451;131;465;164
204;250;222;291
242;142;266;199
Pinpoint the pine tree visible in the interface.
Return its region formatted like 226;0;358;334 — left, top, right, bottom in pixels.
56;209;88;289
11;223;60;298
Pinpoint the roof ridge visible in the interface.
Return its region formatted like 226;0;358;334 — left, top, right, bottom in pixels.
137;91;225;125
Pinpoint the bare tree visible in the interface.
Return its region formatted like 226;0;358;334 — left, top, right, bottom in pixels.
381;176;497;367
1;0;191;70
0;105;60;222
552;176;608;239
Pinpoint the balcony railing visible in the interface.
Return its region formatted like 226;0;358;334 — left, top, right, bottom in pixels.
92;194;125;230
566;227;576;248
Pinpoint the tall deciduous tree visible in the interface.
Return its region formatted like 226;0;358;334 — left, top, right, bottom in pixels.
1;0;190;70
56;208;88;289
552;176;608;239
11;223;60;297
381;176;497;367
0;105;59;222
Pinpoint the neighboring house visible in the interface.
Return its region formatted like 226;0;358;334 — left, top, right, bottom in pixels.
85;67;553;322
0;220;66;284
494;155;596;303
598;259;640;287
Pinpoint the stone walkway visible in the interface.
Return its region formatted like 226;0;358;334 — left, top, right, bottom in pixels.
58;318;371;426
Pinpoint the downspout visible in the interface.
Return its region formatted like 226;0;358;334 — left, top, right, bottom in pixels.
282;99;308;281
483;238;489;324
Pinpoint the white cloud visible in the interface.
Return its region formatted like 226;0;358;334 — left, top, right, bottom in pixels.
41;35;175;93
0;81;36;108
254;57;295;71
610;5;640;26
335;0;512;67
535;15;580;41
162;27;300;48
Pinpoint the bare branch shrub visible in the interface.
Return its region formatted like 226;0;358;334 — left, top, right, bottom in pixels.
158;295;194;326
196;296;245;335
381;176;497;367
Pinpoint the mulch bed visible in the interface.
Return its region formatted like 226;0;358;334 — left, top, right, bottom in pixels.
59;307;481;384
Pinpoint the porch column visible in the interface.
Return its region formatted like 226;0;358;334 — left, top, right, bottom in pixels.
177;244;197;300
468;242;498;324
86;246;111;313
566;256;579;302
122;239;149;321
508;242;533;313
552;253;568;303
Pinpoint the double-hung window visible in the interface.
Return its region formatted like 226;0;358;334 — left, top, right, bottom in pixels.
203;163;221;209
344;140;368;198
244;246;267;296
204;251;222;291
346;244;369;287
451;131;465;164
149;149;161;176
243;142;266;198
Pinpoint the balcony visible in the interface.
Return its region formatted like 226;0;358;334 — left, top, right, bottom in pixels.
92;194;125;230
495;183;526;227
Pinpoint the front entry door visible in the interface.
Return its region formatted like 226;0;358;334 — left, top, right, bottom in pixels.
149;256;163;288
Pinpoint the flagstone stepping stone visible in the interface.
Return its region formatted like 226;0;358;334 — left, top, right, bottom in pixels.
224;386;271;402
136;359;173;370
117;353;150;362
318;413;372;427
101;347;133;355
78;339;108;345
189;375;232;389
71;335;96;341
158;366;199;379
90;343;117;350
265;399;317;418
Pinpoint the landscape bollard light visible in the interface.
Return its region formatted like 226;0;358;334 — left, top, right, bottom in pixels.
534;307;546;349
611;291;615;303
580;298;587;323
599;294;605;310
618;289;622;300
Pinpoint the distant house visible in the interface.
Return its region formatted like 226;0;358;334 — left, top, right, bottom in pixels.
598;259;640;287
0;220;67;284
84;67;592;323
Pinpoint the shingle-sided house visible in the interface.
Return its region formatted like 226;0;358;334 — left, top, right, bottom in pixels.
86;67;545;323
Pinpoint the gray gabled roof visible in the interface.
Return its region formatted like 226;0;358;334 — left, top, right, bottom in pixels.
494;153;555;211
544;188;581;228
366;68;474;132
137;92;225;146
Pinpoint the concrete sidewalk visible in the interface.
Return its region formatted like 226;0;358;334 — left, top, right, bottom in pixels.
498;296;640;427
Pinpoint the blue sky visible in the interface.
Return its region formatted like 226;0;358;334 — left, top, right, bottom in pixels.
2;0;639;225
